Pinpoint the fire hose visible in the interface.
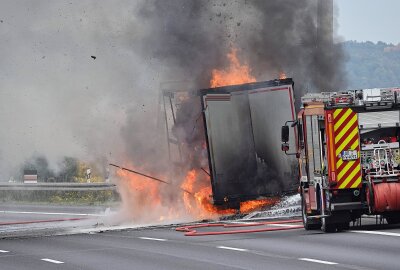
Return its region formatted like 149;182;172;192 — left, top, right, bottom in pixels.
176;219;303;236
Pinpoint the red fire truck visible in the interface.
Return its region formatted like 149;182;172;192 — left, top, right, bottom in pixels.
282;87;400;232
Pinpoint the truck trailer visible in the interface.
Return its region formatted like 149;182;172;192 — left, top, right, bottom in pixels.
200;78;298;207
281;87;400;232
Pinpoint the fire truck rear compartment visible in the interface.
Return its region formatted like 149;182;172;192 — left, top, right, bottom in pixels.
359;111;400;214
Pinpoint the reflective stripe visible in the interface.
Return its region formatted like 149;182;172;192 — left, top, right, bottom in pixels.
339;164;361;188
334;109;352;131
332;108;361;189
337;160;356;180
336;128;359;156
350;173;362;188
335;115;358;143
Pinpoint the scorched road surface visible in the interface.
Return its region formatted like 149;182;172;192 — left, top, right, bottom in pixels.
0;219;399;270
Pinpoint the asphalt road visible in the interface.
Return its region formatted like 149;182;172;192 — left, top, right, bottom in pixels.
0;203;113;238
0;217;399;270
0;204;109;223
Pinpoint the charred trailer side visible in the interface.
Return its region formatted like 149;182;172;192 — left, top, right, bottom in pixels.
283;88;400;232
200;78;298;208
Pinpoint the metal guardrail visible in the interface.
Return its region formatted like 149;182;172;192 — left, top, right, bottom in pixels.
0;183;117;191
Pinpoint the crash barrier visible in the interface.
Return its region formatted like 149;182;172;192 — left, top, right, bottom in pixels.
176;219;303;236
0;183;116;191
0;183;119;203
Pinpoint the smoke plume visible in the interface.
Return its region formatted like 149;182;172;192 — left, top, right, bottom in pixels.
0;0;345;222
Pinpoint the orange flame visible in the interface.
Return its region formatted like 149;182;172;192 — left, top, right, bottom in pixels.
114;48;280;224
240;198;278;213
181;169;236;218
210;48;256;87
279;72;287;80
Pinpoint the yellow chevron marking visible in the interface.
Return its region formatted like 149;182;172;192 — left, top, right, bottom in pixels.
350;174;362;188
350;139;359;152
336;128;359;156
339;165;361;189
334;109;353;131
338;160;355;180
336;158;343;169
335;114;358;143
333;108;343;118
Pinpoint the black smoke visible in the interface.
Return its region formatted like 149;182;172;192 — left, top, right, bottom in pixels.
136;0;346;95
131;0;346;200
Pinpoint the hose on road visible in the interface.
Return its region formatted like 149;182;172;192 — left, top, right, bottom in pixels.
176;219;303;236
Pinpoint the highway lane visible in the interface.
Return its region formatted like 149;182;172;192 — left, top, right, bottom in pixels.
0;203;115;237
0;204;110;223
0;219;399;270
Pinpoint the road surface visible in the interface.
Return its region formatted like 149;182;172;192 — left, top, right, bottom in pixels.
0;203;113;237
0;216;399;270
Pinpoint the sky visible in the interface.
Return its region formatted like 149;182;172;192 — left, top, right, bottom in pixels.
336;0;400;44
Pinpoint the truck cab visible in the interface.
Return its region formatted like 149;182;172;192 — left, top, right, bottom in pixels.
282;88;400;232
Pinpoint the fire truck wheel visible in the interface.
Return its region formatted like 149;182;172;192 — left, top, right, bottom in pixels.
321;218;336;233
336;222;350;231
302;195;320;230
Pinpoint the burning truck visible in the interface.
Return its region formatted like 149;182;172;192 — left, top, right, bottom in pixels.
200;78;299;207
113;50;300;220
162;78;299;209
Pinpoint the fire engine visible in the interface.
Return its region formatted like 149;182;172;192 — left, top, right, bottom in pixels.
281;87;400;232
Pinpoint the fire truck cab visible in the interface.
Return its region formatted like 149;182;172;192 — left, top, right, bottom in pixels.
282;87;400;232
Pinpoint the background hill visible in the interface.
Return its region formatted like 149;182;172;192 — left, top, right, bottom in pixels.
344;41;400;89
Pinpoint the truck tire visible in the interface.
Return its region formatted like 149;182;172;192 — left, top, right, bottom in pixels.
321;218;336;233
302;195;320;230
336;222;350;231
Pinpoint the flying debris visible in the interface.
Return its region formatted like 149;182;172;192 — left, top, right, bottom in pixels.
91;55;96;60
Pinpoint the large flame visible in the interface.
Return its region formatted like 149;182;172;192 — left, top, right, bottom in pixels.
210;48;256;87
114;48;278;224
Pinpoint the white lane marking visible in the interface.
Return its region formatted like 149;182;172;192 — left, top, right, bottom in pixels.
41;258;64;264
0;210;104;217
217;246;248;252
138;237;167;241
351;230;400;237
0;250;9;253
298;258;338;265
